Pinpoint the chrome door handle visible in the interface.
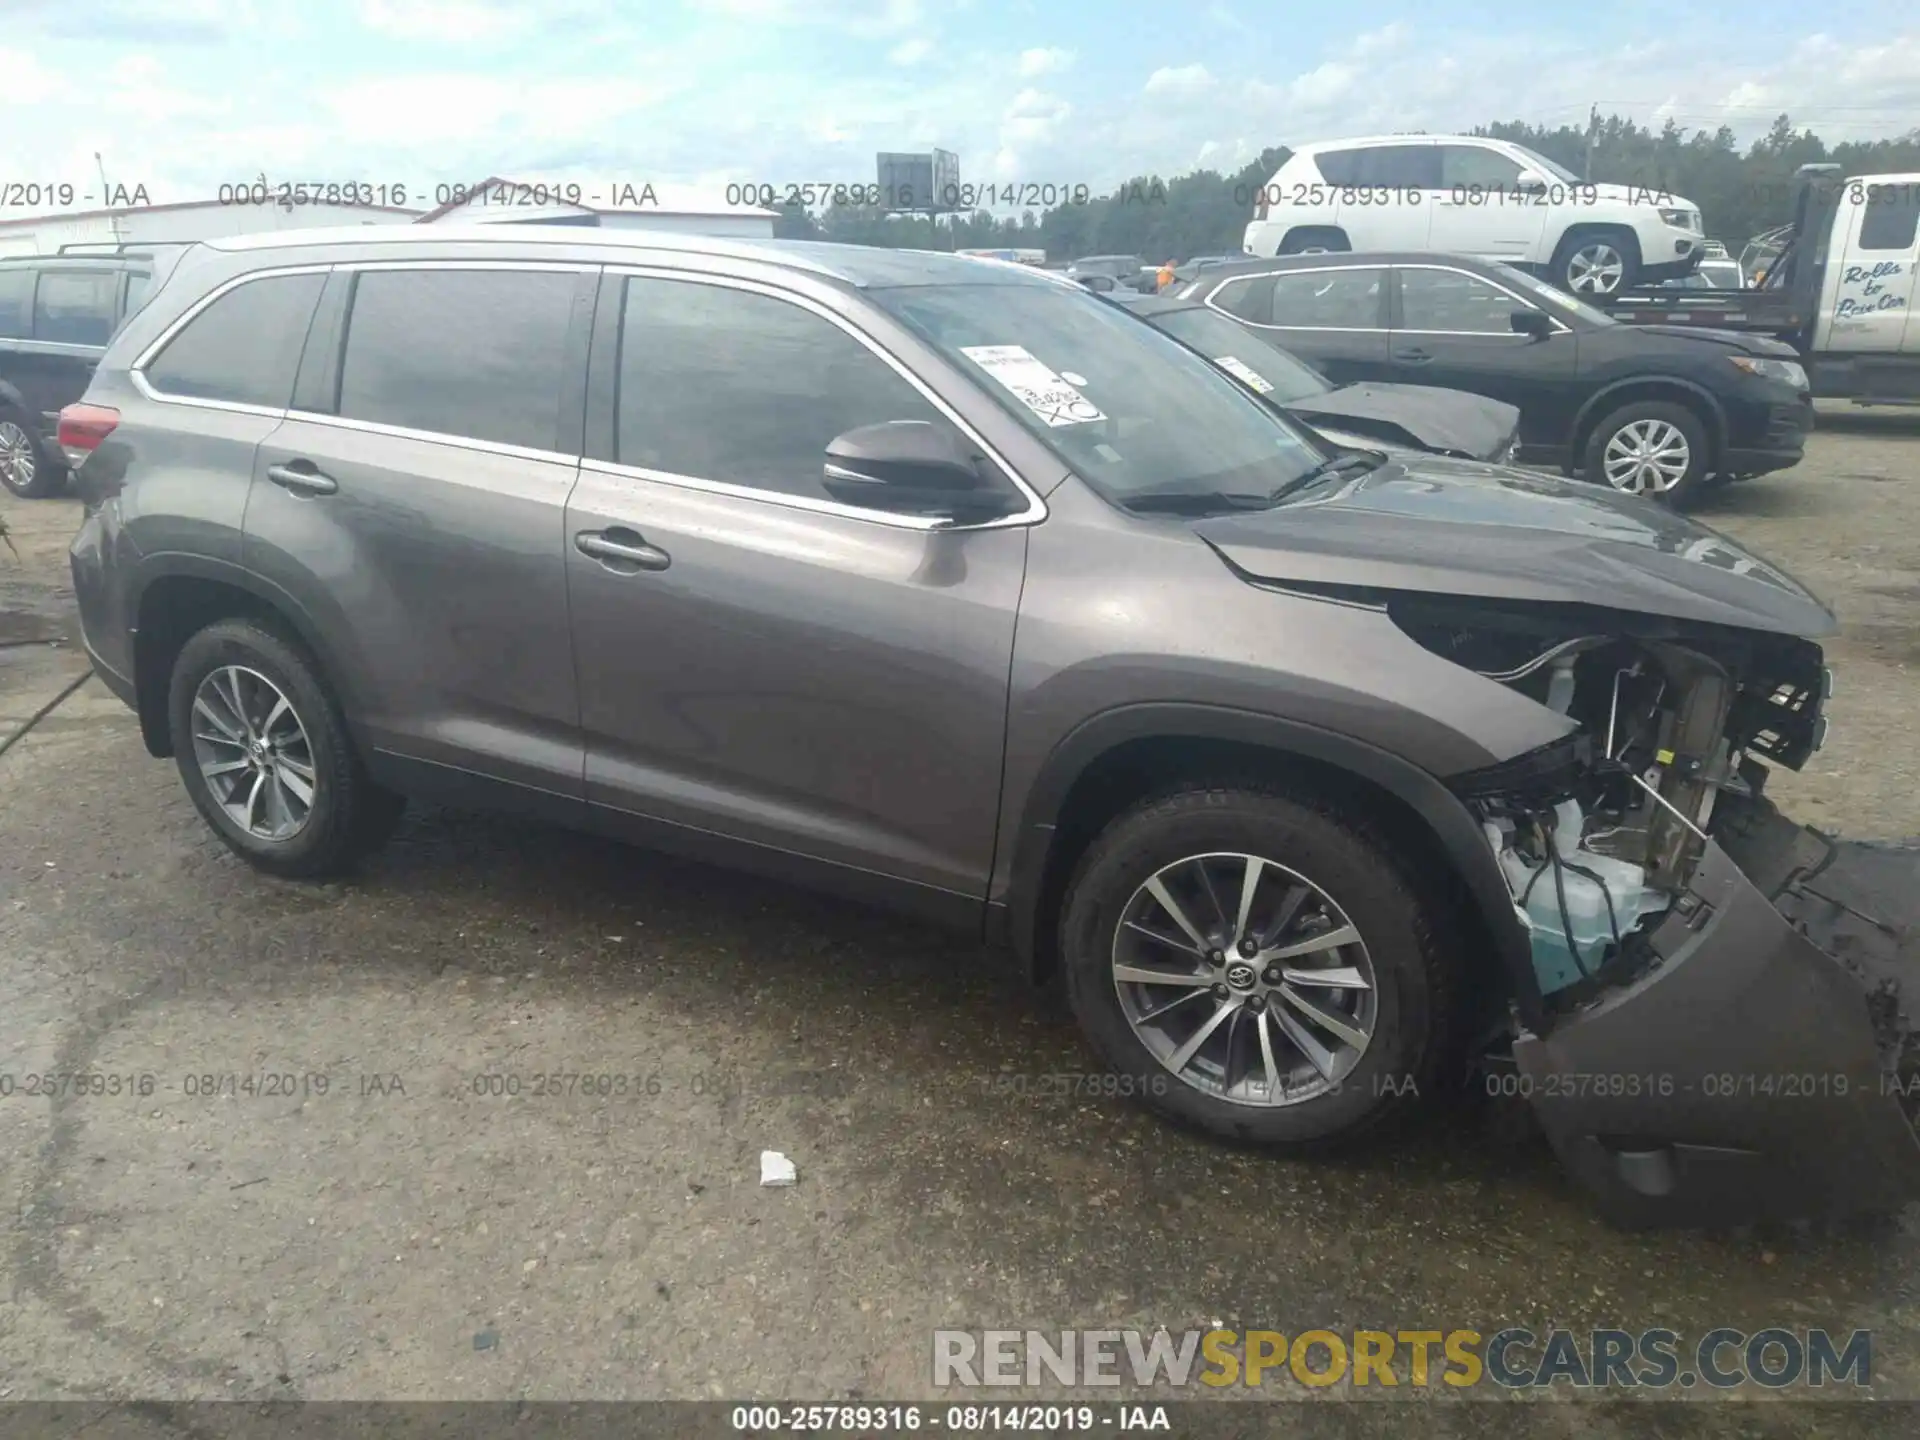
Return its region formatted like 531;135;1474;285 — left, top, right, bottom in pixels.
265;463;337;496
576;529;671;571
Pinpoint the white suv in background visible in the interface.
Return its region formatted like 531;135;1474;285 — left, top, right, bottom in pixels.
1241;135;1705;296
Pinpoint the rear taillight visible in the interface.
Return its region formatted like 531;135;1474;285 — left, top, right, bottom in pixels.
1254;195;1268;221
57;403;118;469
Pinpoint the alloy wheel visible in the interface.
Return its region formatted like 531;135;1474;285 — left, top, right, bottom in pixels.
1111;852;1377;1106
1601;419;1691;494
189;665;319;840
0;421;35;492
1566;242;1627;294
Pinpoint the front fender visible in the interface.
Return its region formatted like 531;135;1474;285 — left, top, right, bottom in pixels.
999;701;1548;1028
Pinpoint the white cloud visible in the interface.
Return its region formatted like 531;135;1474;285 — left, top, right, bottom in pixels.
1017;46;1073;77
1144;63;1213;97
356;0;534;39
1352;22;1409;57
889;37;933;65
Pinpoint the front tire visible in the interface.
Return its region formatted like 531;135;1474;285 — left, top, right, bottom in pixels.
1552;228;1641;297
167;618;404;878
1582;400;1710;506
0;403;63;499
1059;784;1459;1148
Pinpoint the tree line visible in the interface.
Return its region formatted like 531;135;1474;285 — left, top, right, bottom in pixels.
772;114;1920;262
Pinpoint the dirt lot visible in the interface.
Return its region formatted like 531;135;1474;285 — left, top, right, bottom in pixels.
3;412;1920;1431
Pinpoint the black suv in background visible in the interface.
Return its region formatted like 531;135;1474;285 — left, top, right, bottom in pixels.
1170;253;1813;506
0;246;188;497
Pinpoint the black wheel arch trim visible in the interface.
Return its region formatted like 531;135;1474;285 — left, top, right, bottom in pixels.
127;552;363;757
999;702;1548;1029
1572;375;1727;461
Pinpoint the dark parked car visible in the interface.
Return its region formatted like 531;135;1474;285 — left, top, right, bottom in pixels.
1168;252;1813;506
1066;254;1154;293
0;245;187;497
61;226;1920;1228
1105;290;1520;462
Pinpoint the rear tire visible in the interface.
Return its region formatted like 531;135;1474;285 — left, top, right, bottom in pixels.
0;402;63;499
1059;783;1460;1149
167;618;404;878
1278;228;1350;257
1581;399;1711;507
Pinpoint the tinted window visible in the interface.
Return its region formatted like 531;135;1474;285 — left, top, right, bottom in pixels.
1210;275;1274;324
123;270;153;315
33;270;117;345
1398;268;1527;334
1439;145;1524;189
1355;145;1438;188
1859;184;1920;252
616;277;947;501
0;267;31;340
144;272;326;407
1312;149;1362;186
1267;268;1385;328
337;269;578;450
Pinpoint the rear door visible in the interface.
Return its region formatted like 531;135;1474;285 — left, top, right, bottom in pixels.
1822;178;1920;354
1209;265;1392;384
1388;264;1581;446
1332;143;1439;251
244;261;595;813
4;265;116;431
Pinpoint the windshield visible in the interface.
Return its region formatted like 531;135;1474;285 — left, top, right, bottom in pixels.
872;282;1326;504
1145;307;1333;404
1510;145;1583;185
1489;262;1618;326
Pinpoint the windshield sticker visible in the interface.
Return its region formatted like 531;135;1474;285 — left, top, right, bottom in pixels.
1213;356;1275;394
960;345;1107;427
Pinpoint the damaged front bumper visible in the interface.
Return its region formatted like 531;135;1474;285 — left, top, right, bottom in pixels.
1515;803;1920;1228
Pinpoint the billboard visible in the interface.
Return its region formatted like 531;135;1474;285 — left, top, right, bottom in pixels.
876;151;961;213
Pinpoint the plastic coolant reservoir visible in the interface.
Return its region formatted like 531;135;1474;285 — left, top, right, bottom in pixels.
1487;801;1671;995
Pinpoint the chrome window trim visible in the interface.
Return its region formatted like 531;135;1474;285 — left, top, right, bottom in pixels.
592;264;1048;533
0;338;108;359
276;410;585;467
1203;263;1389;332
130;262;336;411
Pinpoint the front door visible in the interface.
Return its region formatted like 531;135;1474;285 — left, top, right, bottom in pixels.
564;271;1030;915
1429;144;1551;262
1824;178;1920;354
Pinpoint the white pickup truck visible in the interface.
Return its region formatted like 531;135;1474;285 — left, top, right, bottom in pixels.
1603;165;1920;405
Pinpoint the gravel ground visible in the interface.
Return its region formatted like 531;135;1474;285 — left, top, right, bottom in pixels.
3;411;1919;1433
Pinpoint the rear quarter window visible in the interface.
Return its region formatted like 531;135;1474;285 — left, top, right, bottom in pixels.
142;271;327;408
33;270;118;346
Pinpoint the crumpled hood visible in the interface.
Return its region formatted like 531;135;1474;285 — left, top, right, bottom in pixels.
1284;382;1518;461
1193;457;1836;637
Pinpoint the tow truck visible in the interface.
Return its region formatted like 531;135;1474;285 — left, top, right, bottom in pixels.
1602;164;1920;406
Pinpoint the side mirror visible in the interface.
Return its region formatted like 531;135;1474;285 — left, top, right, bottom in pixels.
822;421;1017;525
1510;308;1555;339
1515;174;1548;193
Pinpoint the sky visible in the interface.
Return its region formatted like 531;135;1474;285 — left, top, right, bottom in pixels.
3;0;1918;216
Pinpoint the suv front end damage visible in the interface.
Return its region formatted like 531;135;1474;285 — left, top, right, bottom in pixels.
1401;596;1920;1226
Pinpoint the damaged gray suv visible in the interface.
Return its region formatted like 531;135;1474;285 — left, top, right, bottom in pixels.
65;227;1920;1227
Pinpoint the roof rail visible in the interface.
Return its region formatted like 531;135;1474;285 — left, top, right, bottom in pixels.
54;241;187;257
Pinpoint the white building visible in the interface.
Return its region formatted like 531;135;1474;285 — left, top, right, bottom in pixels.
416;176;780;239
0;198;421;258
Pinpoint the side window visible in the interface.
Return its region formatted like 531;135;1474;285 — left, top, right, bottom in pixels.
1397;269;1527;334
1266;268;1385;328
615;276;946;502
336;269;579;451
1439;145;1525;189
1358;145;1440;188
144;272;326;407
1209;275;1274;325
1312;149;1362;186
0;267;32;340
33;270;117;345
1859;184;1920;252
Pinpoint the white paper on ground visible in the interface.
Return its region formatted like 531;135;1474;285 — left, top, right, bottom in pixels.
959;344;1107;427
1213;356;1276;394
759;1150;798;1186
